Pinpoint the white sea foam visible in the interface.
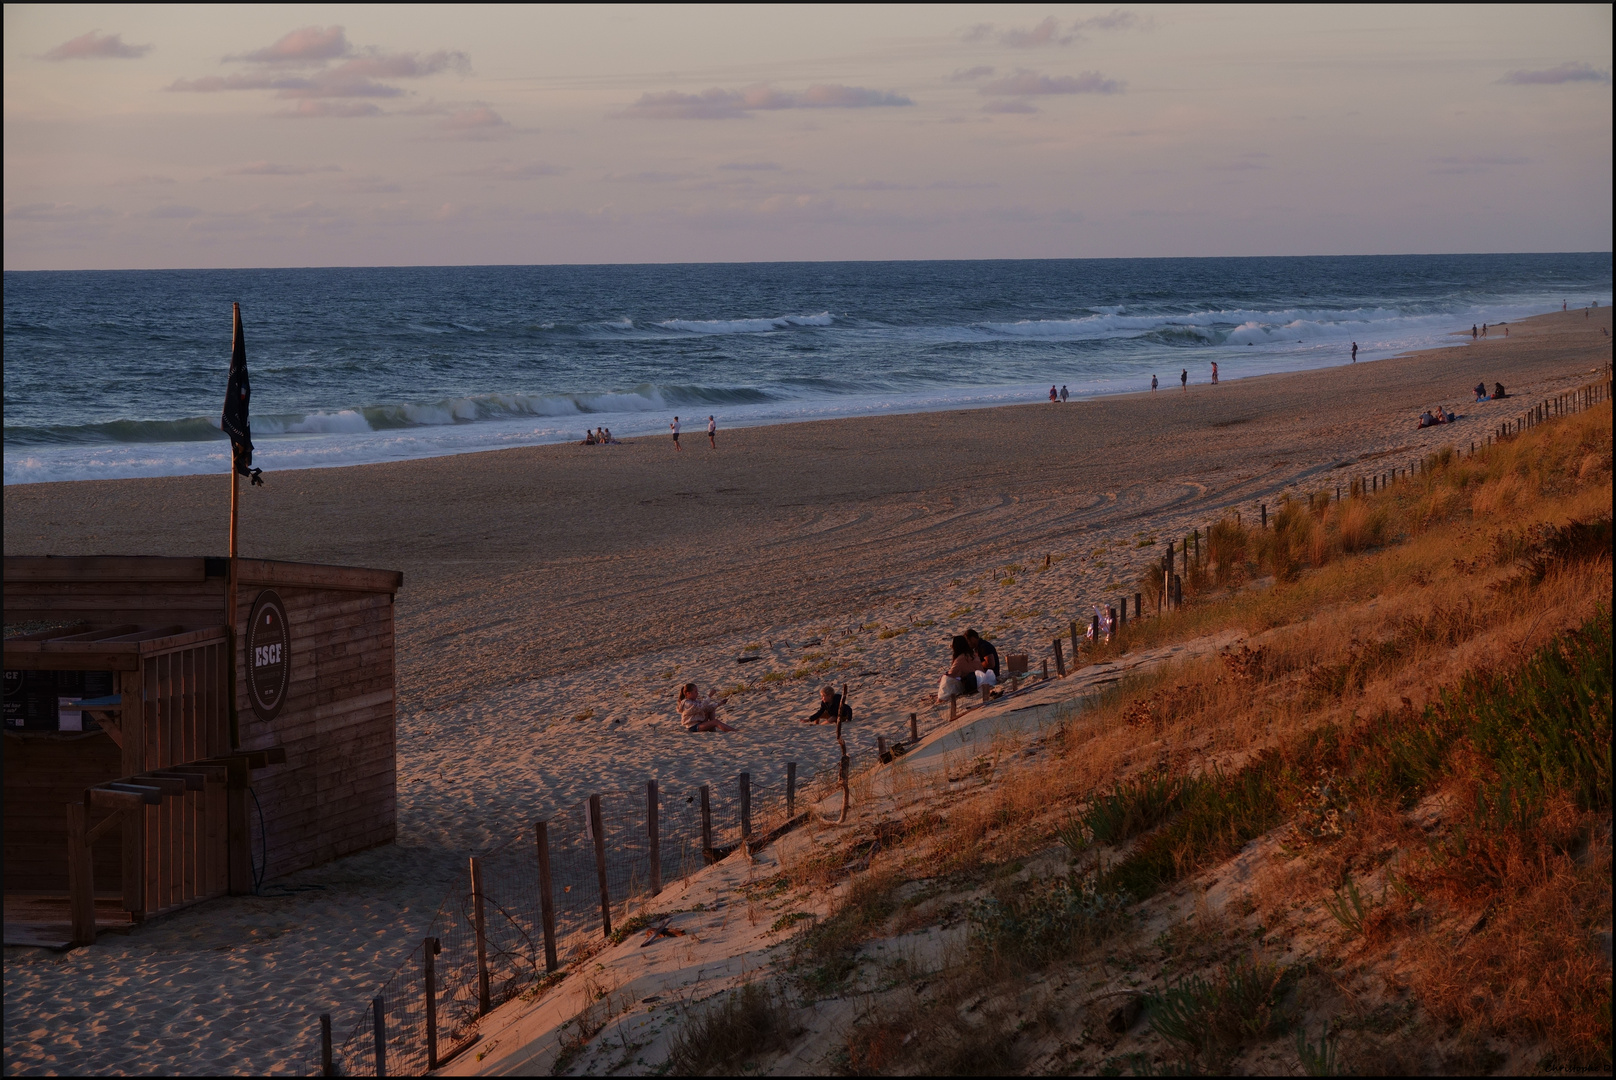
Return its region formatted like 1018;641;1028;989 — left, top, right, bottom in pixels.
656;312;835;334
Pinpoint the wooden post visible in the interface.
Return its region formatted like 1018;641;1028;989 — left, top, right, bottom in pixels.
877;736;888;760
1260;503;1267;528
786;762;797;817
699;785;713;864
1193;528;1200;564
1041;658;1049;681
1109;607;1118;637
838;753;851;823
424;937;441;1071
67;802;96;947
1069;620;1080;662
320;1013;333;1077
908;712;918;742
739;773;752;839
535;821;558;973
470;857;491;1014
646;781;661;897
1090;614;1100;645
1135;592;1142;619
589;794;611;937
1052;637;1065;676
372;995;386;1078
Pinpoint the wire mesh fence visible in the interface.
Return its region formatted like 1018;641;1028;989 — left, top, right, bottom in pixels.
308;737;893;1076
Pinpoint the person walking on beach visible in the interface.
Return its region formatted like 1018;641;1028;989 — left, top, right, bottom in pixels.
670;416;681;450
1151;374;1158;390
1351;341;1358;362
1060;385;1069;403
1472;324;1478;339
1481;323;1488;337
1049;385;1058;403
1211;361;1219;384
707;415;716;449
1180;368;1188;390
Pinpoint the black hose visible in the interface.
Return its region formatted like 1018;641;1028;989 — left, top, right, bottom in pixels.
249;786;267;893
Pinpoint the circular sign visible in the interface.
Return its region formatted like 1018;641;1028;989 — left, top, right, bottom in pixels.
245;590;291;721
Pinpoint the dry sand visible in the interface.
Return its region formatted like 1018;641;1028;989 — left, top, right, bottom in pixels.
3;306;1611;1075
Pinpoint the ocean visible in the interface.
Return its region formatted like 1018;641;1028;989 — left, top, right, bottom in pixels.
3;253;1610;485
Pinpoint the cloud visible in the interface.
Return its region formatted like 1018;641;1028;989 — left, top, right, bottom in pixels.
1001;17;1070;48
170;26;469;116
232;26;350;65
947;66;995;82
43;30;151;61
980;69;1123;95
227;162;342;175
110;174;176;187
1498;62;1610;86
1072;10;1144;33
718;161;780;171
834;179;915;191
623;83;912;119
983;99;1038;114
461;161;562;179
441;106;508;133
278;100;383;118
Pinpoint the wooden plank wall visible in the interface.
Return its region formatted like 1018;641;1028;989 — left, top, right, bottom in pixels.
235;586;397;879
2;579;224;629
2;733;123;893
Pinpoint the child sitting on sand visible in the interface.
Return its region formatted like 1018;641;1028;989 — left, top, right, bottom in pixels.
804;685;851;724
677;683;734;732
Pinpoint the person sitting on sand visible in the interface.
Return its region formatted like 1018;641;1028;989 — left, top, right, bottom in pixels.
1419;410;1434;428
1444;407;1456;423
964;628;1000;680
581;429;597;445
937;635;980;702
1493;382;1507;399
1474;382;1488;402
804;685;851;725
677;683;734;732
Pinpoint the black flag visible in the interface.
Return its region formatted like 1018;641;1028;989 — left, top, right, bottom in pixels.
221;302;263;486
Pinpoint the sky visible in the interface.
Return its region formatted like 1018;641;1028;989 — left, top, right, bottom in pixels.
3;4;1611;270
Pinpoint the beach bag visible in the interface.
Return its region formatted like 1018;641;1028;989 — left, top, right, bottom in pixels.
937;674;962;700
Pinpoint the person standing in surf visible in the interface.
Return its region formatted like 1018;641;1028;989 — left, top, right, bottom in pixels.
1060;385;1069;402
1210;362;1218;385
1181;368;1188;390
670;416;681;450
707;415;716;449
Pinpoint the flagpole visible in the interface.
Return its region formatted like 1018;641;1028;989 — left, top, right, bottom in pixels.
226;302;242;748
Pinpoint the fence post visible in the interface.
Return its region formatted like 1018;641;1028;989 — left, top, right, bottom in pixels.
699;785;713;864
66;802;96;947
424;937;441;1070
470;857;491;1014
1260;504;1267;528
739;773;752;839
787;762;797;817
589;794;611;937
1041;658;1049;681
647;781;661;897
1134;592;1142;619
1090;614;1099;645
320;1013;333;1077
1053;637;1065;677
535;820;558;972
372;995;387;1078
908;712;918;742
877;736;888;761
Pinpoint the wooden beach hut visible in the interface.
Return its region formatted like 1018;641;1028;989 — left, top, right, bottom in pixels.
3;555;402;946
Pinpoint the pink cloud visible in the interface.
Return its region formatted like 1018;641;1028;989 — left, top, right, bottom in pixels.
43;30;151;61
1001;17;1070;48
233;26;350;65
441;106;509;133
980;70;1122;95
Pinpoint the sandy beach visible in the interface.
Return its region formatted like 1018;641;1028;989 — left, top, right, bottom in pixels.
4;306;1611;1075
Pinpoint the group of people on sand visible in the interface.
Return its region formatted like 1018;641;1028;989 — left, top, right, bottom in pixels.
1049;385;1070;402
936;629;1000;703
581;427;618;445
1419;406;1456;428
1474;381;1508;402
